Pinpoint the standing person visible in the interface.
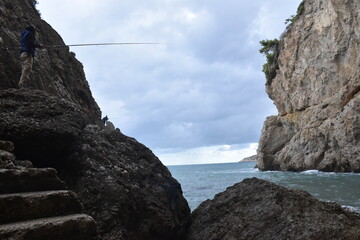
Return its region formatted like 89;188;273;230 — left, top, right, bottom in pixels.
102;115;109;126
18;25;42;88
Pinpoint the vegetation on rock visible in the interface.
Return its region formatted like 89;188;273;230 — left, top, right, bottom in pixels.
259;39;279;84
285;0;305;25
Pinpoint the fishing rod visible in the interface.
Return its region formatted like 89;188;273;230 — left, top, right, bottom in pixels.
48;42;166;48
4;42;166;51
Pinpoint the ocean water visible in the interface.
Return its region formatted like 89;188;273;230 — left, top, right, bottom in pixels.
167;162;360;212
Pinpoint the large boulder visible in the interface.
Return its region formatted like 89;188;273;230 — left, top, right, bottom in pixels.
62;125;191;240
258;0;360;172
0;89;191;239
188;178;360;240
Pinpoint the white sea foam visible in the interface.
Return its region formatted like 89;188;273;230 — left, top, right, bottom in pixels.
301;170;320;174
342;205;360;213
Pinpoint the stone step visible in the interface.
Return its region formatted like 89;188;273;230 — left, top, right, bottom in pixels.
0;168;66;194
0;214;97;240
0;190;83;224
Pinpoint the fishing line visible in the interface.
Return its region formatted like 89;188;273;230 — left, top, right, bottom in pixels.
5;42;166;51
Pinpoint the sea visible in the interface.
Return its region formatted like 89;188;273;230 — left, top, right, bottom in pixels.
167;162;360;212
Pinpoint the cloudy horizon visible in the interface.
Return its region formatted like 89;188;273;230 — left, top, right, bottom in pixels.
37;0;302;165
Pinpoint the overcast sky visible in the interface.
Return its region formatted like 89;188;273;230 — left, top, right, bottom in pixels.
37;0;301;165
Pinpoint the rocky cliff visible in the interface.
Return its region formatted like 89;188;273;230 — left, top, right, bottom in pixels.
258;0;360;172
0;0;100;123
0;0;191;239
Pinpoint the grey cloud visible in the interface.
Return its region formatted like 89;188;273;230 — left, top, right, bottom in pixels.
38;0;301;151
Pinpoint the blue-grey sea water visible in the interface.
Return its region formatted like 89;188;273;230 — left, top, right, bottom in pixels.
167;162;360;212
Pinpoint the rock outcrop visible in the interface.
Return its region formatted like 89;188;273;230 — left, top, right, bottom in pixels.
0;89;88;167
258;0;360;172
0;0;192;238
65;125;191;240
188;178;360;240
0;0;101;123
0;88;191;239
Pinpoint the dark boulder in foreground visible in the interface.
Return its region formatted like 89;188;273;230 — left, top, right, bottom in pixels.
188;178;360;240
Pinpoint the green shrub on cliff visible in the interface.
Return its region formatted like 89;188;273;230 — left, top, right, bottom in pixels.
285;0;305;25
259;39;279;83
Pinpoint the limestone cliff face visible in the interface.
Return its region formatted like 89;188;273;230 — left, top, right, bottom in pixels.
0;0;101;123
258;0;360;172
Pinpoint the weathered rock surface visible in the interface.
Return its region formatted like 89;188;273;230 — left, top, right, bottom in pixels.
0;0;101;123
0;89;191;239
0;214;97;240
0;168;66;194
0;158;98;240
0;89;88;167
63;125;191;240
188;178;360;240
258;0;360;172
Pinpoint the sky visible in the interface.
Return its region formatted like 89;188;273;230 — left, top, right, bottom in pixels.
37;0;302;165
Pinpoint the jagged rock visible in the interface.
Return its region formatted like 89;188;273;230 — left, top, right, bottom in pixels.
258;0;360;172
188;178;360;240
0;0;101;123
61;125;191;240
0;89;88;167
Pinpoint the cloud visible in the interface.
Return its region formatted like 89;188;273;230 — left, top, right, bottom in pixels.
156;143;258;166
37;0;302;163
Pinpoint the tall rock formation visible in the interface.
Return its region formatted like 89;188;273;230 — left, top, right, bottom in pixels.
0;0;191;239
258;0;360;172
0;0;100;123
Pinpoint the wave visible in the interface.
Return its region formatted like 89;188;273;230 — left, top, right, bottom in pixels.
342;205;360;213
301;170;320;174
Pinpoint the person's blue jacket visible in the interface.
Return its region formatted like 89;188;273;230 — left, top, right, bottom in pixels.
20;29;39;57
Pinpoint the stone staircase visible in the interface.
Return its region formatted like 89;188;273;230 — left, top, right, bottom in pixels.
0;142;98;240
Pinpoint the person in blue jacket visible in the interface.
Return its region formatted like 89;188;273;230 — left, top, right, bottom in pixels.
18;25;43;88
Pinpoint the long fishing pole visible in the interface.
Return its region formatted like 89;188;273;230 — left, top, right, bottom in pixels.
5;42;166;51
